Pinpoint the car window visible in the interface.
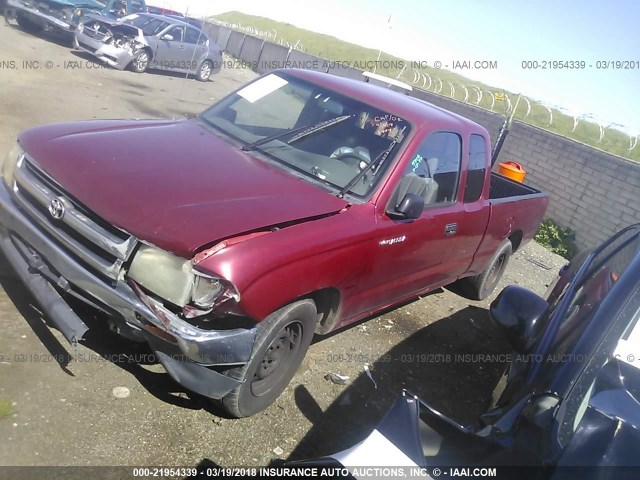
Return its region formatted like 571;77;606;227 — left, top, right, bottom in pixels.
464;134;487;202
184;27;205;45
549;229;640;358
557;286;640;446
165;26;184;42
399;132;461;206
130;0;146;13
110;0;127;15
128;17;169;35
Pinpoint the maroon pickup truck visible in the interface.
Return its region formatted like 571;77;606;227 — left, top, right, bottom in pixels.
0;69;547;417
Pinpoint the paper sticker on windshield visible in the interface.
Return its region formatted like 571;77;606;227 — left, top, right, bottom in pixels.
237;74;288;103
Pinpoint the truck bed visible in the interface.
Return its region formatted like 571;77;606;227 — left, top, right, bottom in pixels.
489;172;542;201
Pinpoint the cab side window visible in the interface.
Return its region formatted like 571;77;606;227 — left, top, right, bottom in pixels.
464;134;487;202
394;132;461;209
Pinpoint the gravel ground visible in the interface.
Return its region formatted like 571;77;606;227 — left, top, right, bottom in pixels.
0;21;567;468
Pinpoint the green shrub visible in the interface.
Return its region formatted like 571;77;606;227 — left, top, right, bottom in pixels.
535;219;578;259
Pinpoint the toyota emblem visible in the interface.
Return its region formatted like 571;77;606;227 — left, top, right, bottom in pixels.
48;198;65;220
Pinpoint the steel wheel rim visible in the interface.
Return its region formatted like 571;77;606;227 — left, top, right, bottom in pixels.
251;321;303;397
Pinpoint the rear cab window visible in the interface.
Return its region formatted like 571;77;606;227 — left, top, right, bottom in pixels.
464;134;487;202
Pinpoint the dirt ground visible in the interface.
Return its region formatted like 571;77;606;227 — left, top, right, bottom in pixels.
0;21;567;468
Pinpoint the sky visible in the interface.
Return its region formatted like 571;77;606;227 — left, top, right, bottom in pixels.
161;0;639;133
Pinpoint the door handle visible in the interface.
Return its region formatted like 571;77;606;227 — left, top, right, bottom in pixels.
445;223;457;236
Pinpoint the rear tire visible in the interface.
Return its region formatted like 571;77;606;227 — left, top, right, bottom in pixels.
196;60;213;82
458;239;512;301
220;299;317;417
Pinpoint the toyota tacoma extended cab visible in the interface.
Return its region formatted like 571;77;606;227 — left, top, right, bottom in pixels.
0;69;547;417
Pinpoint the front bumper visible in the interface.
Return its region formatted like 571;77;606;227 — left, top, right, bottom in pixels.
0;180;256;398
8;0;76;32
74;28;133;70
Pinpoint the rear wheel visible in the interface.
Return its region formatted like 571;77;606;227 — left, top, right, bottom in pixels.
220;299;317;417
130;49;149;73
16;13;44;33
458;239;512;301
196;60;213;82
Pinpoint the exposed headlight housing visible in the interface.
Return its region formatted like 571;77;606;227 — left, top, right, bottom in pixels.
192;272;224;308
128;245;194;306
1;141;24;190
128;245;239;316
187;270;240;318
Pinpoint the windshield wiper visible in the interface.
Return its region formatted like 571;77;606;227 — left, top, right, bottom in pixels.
241;114;353;152
337;126;407;198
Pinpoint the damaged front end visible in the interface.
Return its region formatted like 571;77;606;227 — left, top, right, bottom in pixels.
74;16;147;70
0;144;258;400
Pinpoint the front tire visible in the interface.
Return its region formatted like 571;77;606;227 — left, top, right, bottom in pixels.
130;49;149;73
458;239;512;301
220;299;317;417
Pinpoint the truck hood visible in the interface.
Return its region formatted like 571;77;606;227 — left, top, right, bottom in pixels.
18;119;348;257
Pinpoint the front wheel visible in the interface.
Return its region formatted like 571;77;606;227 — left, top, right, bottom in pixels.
129;49;149;73
196;60;213;82
457;239;512;301
220;299;317;417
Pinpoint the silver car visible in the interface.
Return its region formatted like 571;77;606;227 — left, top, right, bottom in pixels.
74;13;222;81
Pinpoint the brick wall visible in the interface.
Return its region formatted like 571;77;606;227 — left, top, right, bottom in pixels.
496;122;640;250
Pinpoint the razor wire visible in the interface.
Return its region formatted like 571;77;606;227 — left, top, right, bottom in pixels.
398;67;638;154
211;20;639;155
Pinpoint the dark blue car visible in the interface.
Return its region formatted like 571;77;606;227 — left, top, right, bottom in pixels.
8;0;146;35
299;224;640;478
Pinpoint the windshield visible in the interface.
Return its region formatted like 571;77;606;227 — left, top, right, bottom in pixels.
199;73;411;197
126;16;169;35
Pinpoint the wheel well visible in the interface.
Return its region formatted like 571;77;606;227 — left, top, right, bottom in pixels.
509;230;523;252
303;288;341;335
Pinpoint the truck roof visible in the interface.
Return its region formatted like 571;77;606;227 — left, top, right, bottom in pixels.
280;69;490;138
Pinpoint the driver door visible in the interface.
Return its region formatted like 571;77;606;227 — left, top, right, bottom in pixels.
155;25;186;69
358;131;471;313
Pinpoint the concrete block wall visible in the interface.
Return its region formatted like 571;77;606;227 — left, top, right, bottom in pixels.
497;122;640;250
256;42;290;73
207;25;640;250
238;35;264;64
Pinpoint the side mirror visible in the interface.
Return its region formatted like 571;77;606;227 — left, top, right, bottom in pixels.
162;34;174;41
489;285;549;353
387;193;424;220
